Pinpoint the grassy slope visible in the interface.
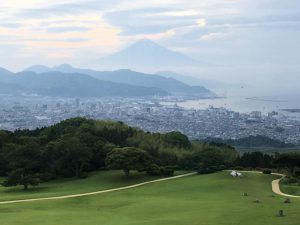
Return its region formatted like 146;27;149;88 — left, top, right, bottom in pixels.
0;170;170;202
0;172;299;225
280;183;300;196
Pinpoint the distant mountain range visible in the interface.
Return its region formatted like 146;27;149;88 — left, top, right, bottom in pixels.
24;64;213;97
0;39;216;98
97;39;209;71
0;65;213;98
0;67;12;76
0;70;167;97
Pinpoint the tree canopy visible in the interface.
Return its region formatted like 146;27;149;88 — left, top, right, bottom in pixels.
0;117;298;190
105;147;150;176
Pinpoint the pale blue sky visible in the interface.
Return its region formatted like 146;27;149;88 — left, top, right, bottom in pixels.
0;0;299;86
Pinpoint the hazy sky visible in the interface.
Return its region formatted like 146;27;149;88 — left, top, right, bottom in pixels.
0;0;299;86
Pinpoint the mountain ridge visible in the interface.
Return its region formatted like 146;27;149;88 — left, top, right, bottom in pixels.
0;70;168;97
98;39;208;71
25;65;213;97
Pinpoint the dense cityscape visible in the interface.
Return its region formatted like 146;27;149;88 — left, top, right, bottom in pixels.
1;95;300;144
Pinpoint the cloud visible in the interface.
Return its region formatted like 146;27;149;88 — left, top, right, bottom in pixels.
18;4;81;18
15;0;120;18
159;10;199;17
62;37;90;42
104;7;202;35
0;22;23;28
200;32;229;41
197;19;207;27
47;26;91;33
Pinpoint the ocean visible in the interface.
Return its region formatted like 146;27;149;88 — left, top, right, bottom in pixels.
161;87;300;119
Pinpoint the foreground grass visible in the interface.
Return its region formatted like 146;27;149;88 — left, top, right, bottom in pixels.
0;172;299;225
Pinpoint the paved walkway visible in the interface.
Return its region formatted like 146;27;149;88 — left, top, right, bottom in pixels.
0;172;197;205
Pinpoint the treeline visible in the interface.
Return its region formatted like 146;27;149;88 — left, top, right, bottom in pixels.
205;135;295;148
0;118;237;190
237;151;300;176
0;118;299;190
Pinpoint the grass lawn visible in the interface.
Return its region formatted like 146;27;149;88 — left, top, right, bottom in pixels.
0;171;299;225
280;183;300;196
0;170;183;202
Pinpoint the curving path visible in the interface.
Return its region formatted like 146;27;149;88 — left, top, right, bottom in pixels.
0;172;197;205
270;173;300;198
0;171;299;205
236;170;300;198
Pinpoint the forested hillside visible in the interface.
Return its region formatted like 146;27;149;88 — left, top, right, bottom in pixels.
0;118;299;190
206;135;295;148
0;118;237;189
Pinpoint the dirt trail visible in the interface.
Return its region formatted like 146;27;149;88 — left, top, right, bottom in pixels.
235;170;300;198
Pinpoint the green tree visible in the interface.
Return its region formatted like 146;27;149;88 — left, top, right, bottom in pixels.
2;138;41;190
276;153;300;176
0;130;12;148
163;131;191;148
105;147;151;177
238;152;274;168
45;136;92;178
2;168;40;190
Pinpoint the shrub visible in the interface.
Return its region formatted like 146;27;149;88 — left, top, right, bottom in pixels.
198;168;211;174
283;177;299;184
146;165;175;177
198;166;222;174
253;199;261;203
278;210;284;217
219;165;227;170
40;172;56;182
161;166;175;177
78;172;89;179
262;169;272;174
146;164;161;176
235;166;244;171
293;167;300;177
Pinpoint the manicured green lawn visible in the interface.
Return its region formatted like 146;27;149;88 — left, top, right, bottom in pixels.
0;171;299;225
0;170;171;202
280;183;300;196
